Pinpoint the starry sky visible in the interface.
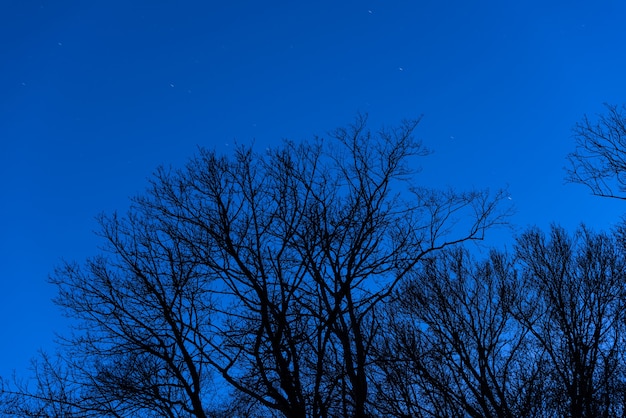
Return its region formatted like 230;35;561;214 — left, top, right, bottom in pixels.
1;0;626;378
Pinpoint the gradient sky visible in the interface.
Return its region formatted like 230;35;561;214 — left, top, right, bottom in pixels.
2;0;626;378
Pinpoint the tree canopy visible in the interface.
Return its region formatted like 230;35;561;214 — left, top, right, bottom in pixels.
567;103;626;200
5;109;626;417
0;116;509;417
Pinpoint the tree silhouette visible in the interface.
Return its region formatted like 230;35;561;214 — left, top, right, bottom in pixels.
513;225;626;418
0;116;509;417
373;248;543;418
567;103;626;200
374;225;626;418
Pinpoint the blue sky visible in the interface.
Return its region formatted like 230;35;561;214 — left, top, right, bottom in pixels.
1;0;626;378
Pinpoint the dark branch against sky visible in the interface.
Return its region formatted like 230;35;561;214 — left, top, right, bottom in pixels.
1;0;626;377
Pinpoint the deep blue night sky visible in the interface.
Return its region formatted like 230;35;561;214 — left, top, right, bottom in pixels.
1;0;626;377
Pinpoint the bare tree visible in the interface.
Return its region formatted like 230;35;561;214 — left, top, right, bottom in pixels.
513;225;626;418
0;205;220;416
0;353;85;417
373;248;544;418
566;103;626;200
372;224;626;418
1;116;509;417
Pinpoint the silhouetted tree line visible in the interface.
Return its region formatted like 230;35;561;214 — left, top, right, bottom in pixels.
2;106;626;417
